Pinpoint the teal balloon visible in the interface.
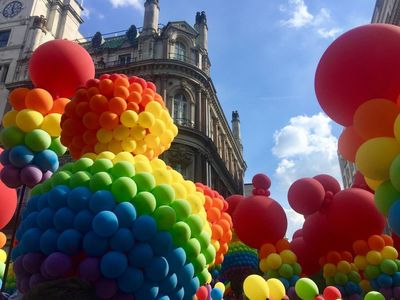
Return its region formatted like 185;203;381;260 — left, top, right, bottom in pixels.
295;278;319;300
25;129;51;151
133;173;156;192
1;126;24;148
72;158;94;172
170;199;191;221
90;159;113;174
153;205;176;230
380;259;398;275
390;154;400;191
364;291;385;300
170;222;191;246
365;265;381;280
375;180;400;215
111;161;135;179
131;192;156;215
49;137;66;155
185;215;203;237
89;172;113;191
69;171;91;188
111;177;137;203
151;184;175;206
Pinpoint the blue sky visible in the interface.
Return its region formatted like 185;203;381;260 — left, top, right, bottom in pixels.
79;0;376;237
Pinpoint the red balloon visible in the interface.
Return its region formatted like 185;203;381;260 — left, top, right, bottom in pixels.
302;212;334;254
313;174;341;195
196;286;208;300
0;148;17;230
288;178;325;215
225;195;243;217
290;237;320;275
292;229;303;240
351;171;374;193
323;286;341;300
392;232;400;252
252;173;271;190
315;296;325;300
315;24;400;126
29;39;95;98
233;195;287;249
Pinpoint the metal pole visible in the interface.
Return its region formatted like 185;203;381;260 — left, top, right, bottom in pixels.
1;185;26;292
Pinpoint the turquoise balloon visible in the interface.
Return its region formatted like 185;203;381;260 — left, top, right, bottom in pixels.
153;205;176;230
49;137;67;155
111;177;137;203
295;278;319;300
133;173;156;192
1;126;25;148
25;129;51;151
375;180;400;215
151;184;175;206
89;172;113;191
90;159;113;174
364;291;385;300
111;161;135;179
170;199;191;221
131;192;156;215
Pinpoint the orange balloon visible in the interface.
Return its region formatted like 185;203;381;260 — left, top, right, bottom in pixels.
129;82;143;94
259;243;276;259
143;88;155;98
90;94;108;113
126;102;140;112
211;224;223;240
368;235;385;251
127;91;142;104
353;240;369;255
0;232;6;248
220;230;232;243
219;242;229;254
75;88;89;102
338;126;365;162
50;98;70;114
25;88;53;115
382;234;394;246
207;207;221;223
64;101;78;119
141;94;154;107
213;198;224;211
75;102;90;118
87;87;100;98
326;251;341;264
109;97;127;115
114;77;129;88
218;218;231;232
204;196;213;210
99;79;114;97
83;112;100;130
354;98;400;140
276;238;290;252
99;112;119;130
8;87;29;110
114;86;130;99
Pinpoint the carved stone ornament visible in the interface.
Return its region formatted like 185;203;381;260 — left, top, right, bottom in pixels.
166;145;193;166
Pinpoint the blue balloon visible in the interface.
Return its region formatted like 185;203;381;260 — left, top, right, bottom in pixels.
210;288;223;300
370;279;380;290
92;211;119;238
393;272;400;286
159;273;178;294
48;185;70;209
53;207;75;231
169;287;184;300
157;296;170;300
129;243;154;268
67;187;92;211
377;273;393;288
389;201;400;234
23;212;38;228
290;275;300;286
145;256;169;282
57;229;82;255
9;145;34;168
11;246;21;261
345;281;359;295
135;281;159;300
16;228;23;241
83;231;108;257
132;216;157;242
0;149;10;165
20;228;42;253
113;202;136;227
26;195;40;212
40;229;59;255
37;194;49;210
33;149;59;172
37;207;55;229
74;210;94;234
100;251;128;279
89;190;116;213
150;231;173;256
165;248;186;273
176;263;194;287
279;277;290;290
117;267;144;293
110;228;134;252
184;277;199;298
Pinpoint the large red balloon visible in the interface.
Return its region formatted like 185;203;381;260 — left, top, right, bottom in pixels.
232;195;287;249
290;237;320;275
288;178;325;215
29;39;95;98
225;194;244;217
351;171;374;193
0;148;17;229
313;174;341;195
315;24;400;126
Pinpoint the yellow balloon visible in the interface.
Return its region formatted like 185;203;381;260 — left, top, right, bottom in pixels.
381;246;398;260
153;169;173;185
366;250;382;265
113;125;130;141
259;258;269;272
182;180;196;194
171;124;179;136
214;282;225;293
145;101;163;117
170;169;184;182
41;113;61;137
360;279;372;292
134;154;150;163
280;250;297;264
160;130;174;145
266;278;286;300
107;140;123;154
323;263;337;277
113;152;135;164
354;255;368;270
16;109;44;132
355;137;400;180
97;128;113;144
138;111;155;128
364;177;383;191
130;126;146;140
121;140;136;152
97;151;115;160
243;275;269;300
171;182;187;199
187;194;202;213
82;153;97;161
337;260;351;273
150;119;166;136
266;253;282;270
0;249;6;263
135;161;152;173
94;142;108;154
134;140;147;155
394;114;400;142
2;110;18;127
120;110;138;128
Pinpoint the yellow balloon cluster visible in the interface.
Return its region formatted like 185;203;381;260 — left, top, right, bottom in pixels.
243;274;286;300
322;259;360;287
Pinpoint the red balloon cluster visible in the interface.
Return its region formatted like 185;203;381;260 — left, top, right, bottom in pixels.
0;148;17;229
227;174;287;249
289;174;385;275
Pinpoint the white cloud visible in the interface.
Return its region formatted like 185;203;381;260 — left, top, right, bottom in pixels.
284;208;304;240
317;27;342;38
108;0;144;11
98;13;105;20
280;0;314;28
81;7;90;19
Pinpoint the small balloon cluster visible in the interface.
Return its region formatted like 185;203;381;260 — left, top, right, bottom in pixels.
243;274;286;300
320;250;362;297
352;234;400;299
0;88;68;188
0;232;7;287
195;282;225;300
60;74;177;160
259;239;301;290
293;278;345;300
196;183;233;265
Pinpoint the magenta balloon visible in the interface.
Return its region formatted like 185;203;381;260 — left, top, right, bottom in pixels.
288;178;325;215
313;174;341;195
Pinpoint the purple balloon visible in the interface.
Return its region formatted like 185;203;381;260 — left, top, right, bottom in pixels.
44;252;72;278
347;294;363;300
393;287;400;300
112;293;134;300
28;273;46;289
380;288;393;299
14;255;26;276
40;262;54;280
41;170;53;182
20;165;43;188
78;257;100;283
287;286;300;300
0;165;21;188
19;277;30;294
23;252;45;274
95;278;117;299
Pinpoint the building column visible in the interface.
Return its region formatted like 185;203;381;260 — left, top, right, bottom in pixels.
195;89;202;131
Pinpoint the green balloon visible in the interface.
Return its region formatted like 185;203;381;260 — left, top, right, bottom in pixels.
375;180;400;215
111;161;135;179
197;231;211;250
170;199;191;220
49;137;67;155
325;276;335;286
111;177;137;203
72;158;94;172
90;172;113;191
152;205;176;230
348;270;361;283
185;215;203;237
0;261;5;277
30;185;42;196
191;253;206;274
1;126;24;148
278;263;294;278
292;262;302;276
334;272;348;285
133;173;156;192
40;178;53;194
51;171;71;187
380;259;398;275
170;221;191;246
365;265;380;280
203;244;216;264
24;129;51;151
151;184;175;206
90;159;113;174
295;278;319;300
197;268;210;286
69;171;91;188
396;259;400;270
60;162;74;172
266;269;280;279
390;154;400;191
184;238;201;261
131;191;156;215
364;291;385;300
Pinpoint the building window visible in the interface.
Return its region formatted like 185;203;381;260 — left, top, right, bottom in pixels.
173;93;188;126
175;42;186;61
172;164;188;178
0;64;9;83
0;30;10;48
118;54;131;65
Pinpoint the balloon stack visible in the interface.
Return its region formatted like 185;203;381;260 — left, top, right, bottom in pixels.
319;250;362;298
352;235;400;299
0;232;6;287
195;183;233;265
0;88;68;188
60;74;177;160
259;239;301;291
243;274;286;300
195;282;225;300
0;148;17;230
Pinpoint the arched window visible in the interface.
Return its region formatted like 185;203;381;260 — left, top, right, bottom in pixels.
173;93;188;126
175;42;186;61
